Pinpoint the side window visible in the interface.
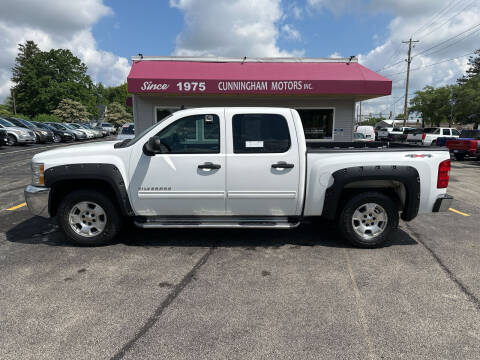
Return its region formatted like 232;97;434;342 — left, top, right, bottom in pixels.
452;129;460;136
232;113;291;153
155;114;220;154
442;129;450;135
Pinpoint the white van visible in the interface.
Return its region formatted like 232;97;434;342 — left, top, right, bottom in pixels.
354;126;375;141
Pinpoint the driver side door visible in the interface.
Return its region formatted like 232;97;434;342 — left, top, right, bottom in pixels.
129;110;226;216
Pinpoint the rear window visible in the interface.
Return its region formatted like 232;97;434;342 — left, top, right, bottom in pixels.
232;113;290;153
121;125;135;135
424;128;439;134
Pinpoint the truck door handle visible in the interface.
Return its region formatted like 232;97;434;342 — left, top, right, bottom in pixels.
198;162;221;170
271;162;294;169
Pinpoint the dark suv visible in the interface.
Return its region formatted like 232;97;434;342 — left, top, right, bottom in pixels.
7;117;54;144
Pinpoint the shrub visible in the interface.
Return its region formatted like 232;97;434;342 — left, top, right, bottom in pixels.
33;113;61;123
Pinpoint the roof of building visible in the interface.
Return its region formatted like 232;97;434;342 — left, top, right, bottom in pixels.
127;56;391;99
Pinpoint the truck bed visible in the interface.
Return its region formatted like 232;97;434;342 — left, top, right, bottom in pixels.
306;141;448;153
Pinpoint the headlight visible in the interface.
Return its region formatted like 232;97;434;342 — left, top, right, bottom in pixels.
64;133;70;136
31;162;45;186
40;130;47;135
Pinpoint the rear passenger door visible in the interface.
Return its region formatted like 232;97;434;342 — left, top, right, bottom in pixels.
225;109;301;216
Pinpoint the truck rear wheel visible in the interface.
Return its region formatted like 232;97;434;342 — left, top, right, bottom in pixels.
57;190;121;245
338;192;399;248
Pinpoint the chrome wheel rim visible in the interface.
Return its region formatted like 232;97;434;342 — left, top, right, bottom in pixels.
352;203;388;240
68;201;107;238
54;135;61;143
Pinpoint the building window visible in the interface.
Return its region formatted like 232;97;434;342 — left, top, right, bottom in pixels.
232;113;291;153
296;109;334;140
155;114;220;154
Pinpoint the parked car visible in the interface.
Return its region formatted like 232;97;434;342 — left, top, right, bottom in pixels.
446;129;480;160
25;107;453;248
354;126;375;141
100;122;116;135
406;128;425;143
94;126;108;137
46;122;86;141
388;127;415;142
353;132;373;142
66;123;95;139
6;117;54;144
31;121;75;143
0;128;7;147
423;127;460;146
79;123;103;138
0;117;36;145
377;127;393;140
117;123;135;140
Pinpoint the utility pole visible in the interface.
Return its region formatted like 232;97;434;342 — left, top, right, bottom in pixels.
402;38;419;127
359;101;362;123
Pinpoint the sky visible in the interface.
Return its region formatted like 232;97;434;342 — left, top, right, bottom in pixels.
0;0;479;117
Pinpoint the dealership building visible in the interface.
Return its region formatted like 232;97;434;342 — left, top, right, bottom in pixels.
127;56;391;142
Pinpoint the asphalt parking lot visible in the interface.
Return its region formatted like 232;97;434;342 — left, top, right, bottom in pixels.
1;141;480;360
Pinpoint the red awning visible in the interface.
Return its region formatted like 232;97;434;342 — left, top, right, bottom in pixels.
127;59;391;97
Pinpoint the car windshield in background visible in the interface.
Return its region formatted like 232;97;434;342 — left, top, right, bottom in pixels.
19;119;35;128
354;133;365;139
0;118;15;127
102;123;113;128
424;128;439;134
392;128;402;132
49;123;67;130
121;125;134;135
63;124;77;130
459;130;480;139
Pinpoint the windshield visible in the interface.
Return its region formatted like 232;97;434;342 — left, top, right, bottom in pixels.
49;123;67;130
123;114;173;147
19;119;35;128
63;124;78;130
121;124;135;135
102;123;112;127
354;133;365;138
0;118;15;127
6;118;28;128
33;122;50;130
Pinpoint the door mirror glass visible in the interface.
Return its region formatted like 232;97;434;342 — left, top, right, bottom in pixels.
143;136;167;155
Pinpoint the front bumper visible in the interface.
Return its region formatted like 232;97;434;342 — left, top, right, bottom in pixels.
17;136;36;144
25;185;51;218
432;194;454;212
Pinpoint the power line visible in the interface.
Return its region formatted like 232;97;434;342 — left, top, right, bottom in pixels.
383;51;475;78
417;0;476;40
411;0;463;37
414;21;480;57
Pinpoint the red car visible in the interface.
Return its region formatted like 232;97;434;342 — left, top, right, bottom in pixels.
446;129;480;160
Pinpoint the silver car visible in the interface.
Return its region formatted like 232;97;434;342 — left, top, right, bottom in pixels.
116;123;134;140
0;117;36;145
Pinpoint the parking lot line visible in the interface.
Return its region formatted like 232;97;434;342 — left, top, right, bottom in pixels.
449;208;470;217
6;202;27;211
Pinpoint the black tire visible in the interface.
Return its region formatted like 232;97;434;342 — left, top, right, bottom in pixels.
57;190;122;245
455;153;465;161
53;134;62;143
7;134;17;146
431;140;437;146
337;191;399;248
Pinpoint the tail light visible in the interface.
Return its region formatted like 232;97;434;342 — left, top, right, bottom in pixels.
422;133;426;140
437;159;451;188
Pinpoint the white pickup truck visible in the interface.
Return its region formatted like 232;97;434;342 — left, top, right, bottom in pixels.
25;107;453;248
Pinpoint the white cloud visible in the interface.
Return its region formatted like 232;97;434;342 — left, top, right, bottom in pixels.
282;24;301;41
0;0;130;102
170;0;304;57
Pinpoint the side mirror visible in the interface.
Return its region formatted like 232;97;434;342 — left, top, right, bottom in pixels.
143;136;163;156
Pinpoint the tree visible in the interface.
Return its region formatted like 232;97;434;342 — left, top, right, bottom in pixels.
409;85;456;127
52;99;90;123
458;50;480;84
11;41;96;117
394;113;405;120
455;75;480;129
104;102;132;127
96;83;132;114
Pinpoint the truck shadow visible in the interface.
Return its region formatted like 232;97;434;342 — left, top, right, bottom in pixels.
5;216;417;249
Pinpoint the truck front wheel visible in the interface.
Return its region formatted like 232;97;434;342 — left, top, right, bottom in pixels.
57;190;121;245
338;192;399;248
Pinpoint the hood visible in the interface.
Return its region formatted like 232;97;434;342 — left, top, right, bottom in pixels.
6;126;30;132
33;141;120;164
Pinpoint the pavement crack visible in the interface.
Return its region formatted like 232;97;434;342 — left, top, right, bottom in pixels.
403;223;480;312
110;247;215;360
343;248;376;360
